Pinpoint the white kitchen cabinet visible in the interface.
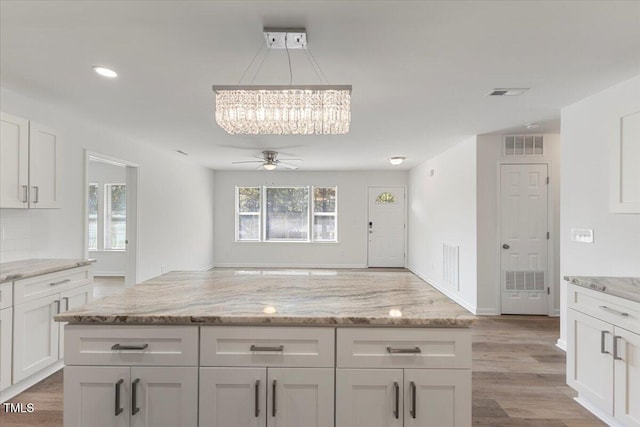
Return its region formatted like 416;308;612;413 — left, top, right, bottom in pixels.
614;327;640;427
12;292;60;382
200;367;267;427
567;283;640;426
58;283;93;359
0;307;12;391
0;112;59;209
336;369;403;427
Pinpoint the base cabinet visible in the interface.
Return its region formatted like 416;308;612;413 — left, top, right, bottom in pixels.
64;366;197;427
0;307;12;391
567;284;640;427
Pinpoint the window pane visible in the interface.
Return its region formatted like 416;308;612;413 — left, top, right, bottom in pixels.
313;215;336;241
107;184;126;250
314;187;336;212
88;184;98;250
238;214;260;240
266;187;309;241
239;187;260;212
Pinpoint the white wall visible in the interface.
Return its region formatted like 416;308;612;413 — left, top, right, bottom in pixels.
407;137;478;313
0;87;215;281
476;133;561;315
88;160;127;276
214;170;408;268
559;74;640;347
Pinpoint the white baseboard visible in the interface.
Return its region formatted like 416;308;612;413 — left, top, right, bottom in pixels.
556;339;567;352
574;396;623;427
475;308;500;315
0;361;64;403
93;271;125;277
213;263;368;269
200;264;215;271
408;266;477;314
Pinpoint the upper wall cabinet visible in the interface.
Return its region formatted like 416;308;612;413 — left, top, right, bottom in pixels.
0;112;60;209
610;111;640;214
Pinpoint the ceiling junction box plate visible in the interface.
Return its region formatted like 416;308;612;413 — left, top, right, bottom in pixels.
264;28;307;49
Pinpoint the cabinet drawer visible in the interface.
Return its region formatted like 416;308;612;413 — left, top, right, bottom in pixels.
64;325;198;366
200;326;335;367
0;282;12;309
14;267;92;305
569;284;640;332
337;328;472;369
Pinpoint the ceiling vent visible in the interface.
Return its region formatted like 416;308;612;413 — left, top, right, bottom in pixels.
488;88;529;96
504;135;544;156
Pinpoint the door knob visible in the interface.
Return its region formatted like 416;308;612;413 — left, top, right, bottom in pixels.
502;244;510;249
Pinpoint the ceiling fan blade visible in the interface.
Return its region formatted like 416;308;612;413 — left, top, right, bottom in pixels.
278;161;299;170
276;158;303;162
232;160;263;164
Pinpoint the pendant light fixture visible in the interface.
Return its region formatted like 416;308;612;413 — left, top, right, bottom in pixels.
212;28;352;135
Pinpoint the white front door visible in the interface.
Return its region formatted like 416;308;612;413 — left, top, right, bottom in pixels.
500;164;549;314
368;187;405;267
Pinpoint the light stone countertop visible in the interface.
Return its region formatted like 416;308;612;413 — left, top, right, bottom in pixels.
565;276;640;303
0;258;94;283
55;269;477;327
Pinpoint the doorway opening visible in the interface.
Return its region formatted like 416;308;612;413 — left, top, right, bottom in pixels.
85;152;139;288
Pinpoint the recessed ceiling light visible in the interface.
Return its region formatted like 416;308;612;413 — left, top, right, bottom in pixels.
389;156;406;166
525;122;540;129
487;88;529;96
92;66;118;78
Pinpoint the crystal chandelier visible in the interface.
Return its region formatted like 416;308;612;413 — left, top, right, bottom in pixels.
213;29;352;135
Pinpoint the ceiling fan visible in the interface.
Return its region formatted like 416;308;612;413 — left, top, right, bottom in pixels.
232;151;302;170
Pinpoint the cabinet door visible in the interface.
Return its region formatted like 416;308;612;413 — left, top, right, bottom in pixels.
336;368;403;427
267;368;334;427
614;327;640;427
200;367;267;427
64;366;130;427
130;366;198;427
59;283;93;359
0;308;12;391
12;294;60;382
28;121;59;208
0;112;29;208
404;369;471;427
567;309;614;414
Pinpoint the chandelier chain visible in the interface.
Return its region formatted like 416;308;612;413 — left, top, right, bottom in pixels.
236;40;266;85
249;44;270;84
306;46;330;85
285;33;293;85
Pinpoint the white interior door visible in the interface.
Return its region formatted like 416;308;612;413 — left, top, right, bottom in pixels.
500;164;549;314
368;187;405;267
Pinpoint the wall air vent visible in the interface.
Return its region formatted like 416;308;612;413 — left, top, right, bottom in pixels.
504;135;544;156
488;88;529;96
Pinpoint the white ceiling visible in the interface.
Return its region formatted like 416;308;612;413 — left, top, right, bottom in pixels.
1;1;639;171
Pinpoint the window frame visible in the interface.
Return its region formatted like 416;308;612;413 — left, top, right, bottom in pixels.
87;182;100;251
103;183;127;251
235;185;338;243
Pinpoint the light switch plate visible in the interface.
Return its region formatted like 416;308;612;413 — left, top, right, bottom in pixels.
571;228;594;243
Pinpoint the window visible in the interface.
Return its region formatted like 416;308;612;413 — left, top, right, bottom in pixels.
104;184;126;250
236;186;337;242
237;187;260;241
88;183;99;250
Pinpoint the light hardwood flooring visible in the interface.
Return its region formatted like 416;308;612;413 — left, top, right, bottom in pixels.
1;276;604;426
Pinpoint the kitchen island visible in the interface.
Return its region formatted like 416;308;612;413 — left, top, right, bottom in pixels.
56;269;476;427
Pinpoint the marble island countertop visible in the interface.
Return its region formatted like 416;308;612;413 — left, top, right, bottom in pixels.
0;258;95;283
565;276;640;303
55;269;477;327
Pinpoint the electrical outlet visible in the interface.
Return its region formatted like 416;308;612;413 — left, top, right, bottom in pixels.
571;228;594;243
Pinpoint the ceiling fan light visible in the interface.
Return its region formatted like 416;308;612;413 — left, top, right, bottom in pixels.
389;156;405;166
263;163;277;171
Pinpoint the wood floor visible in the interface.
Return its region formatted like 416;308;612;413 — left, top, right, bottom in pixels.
0;278;604;426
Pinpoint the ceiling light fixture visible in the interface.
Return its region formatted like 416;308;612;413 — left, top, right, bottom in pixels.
525;122;540;129
487;88;529;96
92;66;118;78
263;162;277;171
212;28;351;135
389;156;406;166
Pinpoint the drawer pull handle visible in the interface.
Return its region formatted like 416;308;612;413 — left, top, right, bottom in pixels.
410;381;416;419
387;346;421;354
599;306;629;317
63;297;70;311
600;331;610;354
255;380;260;417
115;379;124;416
132;378;140;415
111;344;149;351
22;185;28;203
50;279;71;286
250;345;284;352
272;380;277;417
393;381;399;419
613;336;623;361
